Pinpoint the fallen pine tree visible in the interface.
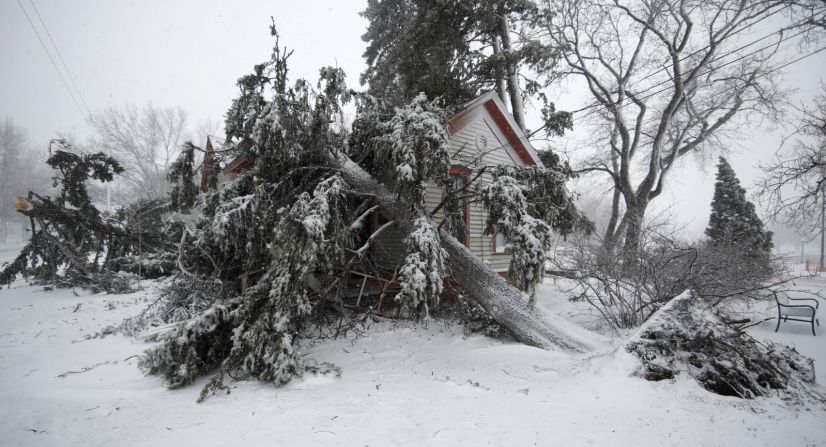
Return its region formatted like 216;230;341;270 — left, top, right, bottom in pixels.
136;26;595;400
0;143;181;292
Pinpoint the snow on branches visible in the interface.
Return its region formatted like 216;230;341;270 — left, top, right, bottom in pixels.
384;94;450;201
140;175;348;396
0;143;180;291
397;217;448;315
352;93;451;208
626;291;821;403
137;26;591;397
481;162;588;301
482;169;552;301
168;142;199;213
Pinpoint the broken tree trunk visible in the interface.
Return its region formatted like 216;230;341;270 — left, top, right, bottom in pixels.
334;155;593;353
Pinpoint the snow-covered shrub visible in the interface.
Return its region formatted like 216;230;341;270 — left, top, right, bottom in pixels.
138;299;240;389
562;223;787;330
141;174;348;394
116;276;232;337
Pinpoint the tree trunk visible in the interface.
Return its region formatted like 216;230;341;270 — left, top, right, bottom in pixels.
499;15;526;131
604;186;622;248
621;204;646;266
334;155;594;353
819;165;826;271
491;36;509;105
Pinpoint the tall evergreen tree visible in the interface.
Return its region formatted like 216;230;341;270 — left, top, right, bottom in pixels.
360;0;478;107
705;157;773;263
359;0;562;130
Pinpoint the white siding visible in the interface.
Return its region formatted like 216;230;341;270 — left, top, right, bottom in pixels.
370;108;530;273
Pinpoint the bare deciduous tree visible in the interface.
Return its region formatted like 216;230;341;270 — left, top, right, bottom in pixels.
0;118;48;243
537;0;796;260
89;103;189;201
757;86;826;266
785;0;826;31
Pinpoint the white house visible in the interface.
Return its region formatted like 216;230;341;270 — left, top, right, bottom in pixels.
220;91;543;286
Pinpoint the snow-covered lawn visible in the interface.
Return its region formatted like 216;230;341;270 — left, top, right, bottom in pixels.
1;272;825;446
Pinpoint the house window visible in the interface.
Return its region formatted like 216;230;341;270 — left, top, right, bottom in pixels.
494;231;507;254
448;170;470;246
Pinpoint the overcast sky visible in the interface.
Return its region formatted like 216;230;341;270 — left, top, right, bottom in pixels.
1;0;824;253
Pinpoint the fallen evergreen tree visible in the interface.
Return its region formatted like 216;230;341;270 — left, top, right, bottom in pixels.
0;141;180;291
137;27;593;400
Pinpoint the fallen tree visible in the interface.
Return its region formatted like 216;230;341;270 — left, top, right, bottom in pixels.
334;156;593;352
137;26;592;399
0;142;180;291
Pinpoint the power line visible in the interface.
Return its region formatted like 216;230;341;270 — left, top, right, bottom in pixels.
569;8;825;117
573;26;818;123
478;44;826;158
15;0;90;124
27;0;93;119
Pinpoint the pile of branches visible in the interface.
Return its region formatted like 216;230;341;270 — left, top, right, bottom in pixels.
626;291;822;403
0;143;180;292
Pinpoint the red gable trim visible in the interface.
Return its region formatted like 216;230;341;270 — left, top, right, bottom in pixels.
446;95;538;167
222;154;253;180
482;100;536;167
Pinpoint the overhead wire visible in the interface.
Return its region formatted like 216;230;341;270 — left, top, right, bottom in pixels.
573;24;818;123
27;0;93;119
476;42;826;158
569;9;825;119
15;0;90;124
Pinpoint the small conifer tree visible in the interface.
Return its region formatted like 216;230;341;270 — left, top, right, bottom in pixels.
168;142;199;213
705;156;773;271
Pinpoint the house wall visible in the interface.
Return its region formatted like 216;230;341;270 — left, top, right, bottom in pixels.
370;110;528;274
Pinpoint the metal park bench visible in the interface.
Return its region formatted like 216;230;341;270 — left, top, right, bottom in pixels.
774;291;820;336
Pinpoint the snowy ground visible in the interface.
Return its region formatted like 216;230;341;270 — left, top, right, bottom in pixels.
1;251;825;446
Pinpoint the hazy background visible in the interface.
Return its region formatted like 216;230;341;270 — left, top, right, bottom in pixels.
1;0;824;255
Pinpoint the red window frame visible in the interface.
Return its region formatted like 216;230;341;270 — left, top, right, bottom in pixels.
448;166;471;247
